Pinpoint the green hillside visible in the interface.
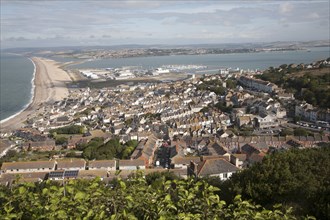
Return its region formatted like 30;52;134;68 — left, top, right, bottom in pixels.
217;146;330;219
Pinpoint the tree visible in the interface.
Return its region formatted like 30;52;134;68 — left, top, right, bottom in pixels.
82;138;137;160
49;125;85;135
124;118;133;126
294;128;308;136
0;150;20;167
82;138;104;159
214;102;233;113
121;140;138;159
302;89;317;106
280;128;294;136
5;150;18;158
219;147;330;219
55;136;68;145
226;79;237;89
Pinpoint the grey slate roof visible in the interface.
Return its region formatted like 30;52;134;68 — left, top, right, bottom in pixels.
198;158;239;176
241;144;260;155
1;161;56;171
57;160;86;169
208;142;228;156
88;160;116;169
119;159;145;167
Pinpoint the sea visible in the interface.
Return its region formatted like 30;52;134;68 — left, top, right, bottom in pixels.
0;53;35;122
0;47;329;122
68;47;330;71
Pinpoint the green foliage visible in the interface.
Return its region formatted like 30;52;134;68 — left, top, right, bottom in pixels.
199;107;210;113
257;63;330;108
226;79;237;89
144;112;161;120
256;69;286;86
280;128;294;136
214;102;233;113
293;128;308;136
0;150;20;167
145;171;180;188
82;137;105;159
239;126;254;136
219;147;329;219
0;174;299;219
121;140;138;159
65;151;80;158
82;138;138;160
50;125;85;136
55;136;68;145
3;150;18;159
124;118;133;126
0;150;57;166
197;79;226;95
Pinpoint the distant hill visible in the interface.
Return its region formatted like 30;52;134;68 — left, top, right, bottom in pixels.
2;39;329;54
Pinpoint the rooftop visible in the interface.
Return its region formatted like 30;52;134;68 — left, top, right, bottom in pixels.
1;161;55;171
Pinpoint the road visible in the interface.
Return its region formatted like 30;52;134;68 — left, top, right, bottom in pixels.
281;122;330;134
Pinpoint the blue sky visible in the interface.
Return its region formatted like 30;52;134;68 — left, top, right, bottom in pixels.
1;0;329;48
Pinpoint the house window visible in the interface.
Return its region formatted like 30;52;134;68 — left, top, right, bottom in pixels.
223;173;228;179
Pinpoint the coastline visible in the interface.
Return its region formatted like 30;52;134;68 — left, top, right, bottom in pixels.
0;57;36;124
0;57;72;133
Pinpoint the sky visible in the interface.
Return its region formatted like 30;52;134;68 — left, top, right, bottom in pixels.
1;0;329;48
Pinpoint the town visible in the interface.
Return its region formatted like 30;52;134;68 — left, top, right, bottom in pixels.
50;46;304;60
0;58;329;185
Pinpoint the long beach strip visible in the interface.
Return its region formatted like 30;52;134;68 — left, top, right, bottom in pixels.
0;57;72;132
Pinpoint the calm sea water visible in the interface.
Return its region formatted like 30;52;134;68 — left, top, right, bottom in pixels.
0;47;329;122
69;47;330;71
0;53;34;121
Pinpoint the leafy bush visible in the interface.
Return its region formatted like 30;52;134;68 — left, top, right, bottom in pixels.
55;136;68;145
293;128;308;136
82;138;138;160
50;125;85;135
219;147;329;219
0;174;299;219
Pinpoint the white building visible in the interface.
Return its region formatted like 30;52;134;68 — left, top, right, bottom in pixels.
254;115;279;129
1;161;56;173
239;76;278;93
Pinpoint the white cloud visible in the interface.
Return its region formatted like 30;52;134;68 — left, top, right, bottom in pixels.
1;0;329;48
308;12;320;19
279;2;294;14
